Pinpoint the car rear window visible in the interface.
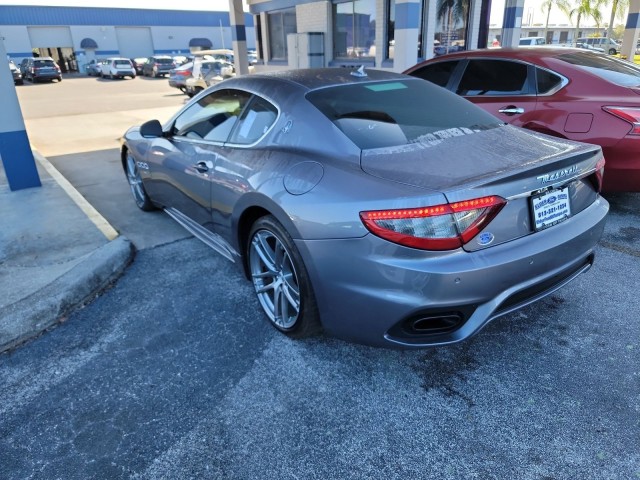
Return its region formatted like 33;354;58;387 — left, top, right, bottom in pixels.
34;60;55;67
306;79;502;150
557;52;640;86
114;60;131;66
155;58;174;64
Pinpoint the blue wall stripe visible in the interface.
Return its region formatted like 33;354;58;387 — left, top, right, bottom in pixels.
7;52;34;58
395;2;420;30
232;26;247;43
0;6;253;27
503;6;523;29
95;50;120;55
249;0;316;14
626;12;640;29
0;130;41;191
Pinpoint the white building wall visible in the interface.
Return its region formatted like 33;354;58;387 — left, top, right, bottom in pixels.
0;26;32;59
296;1;332;66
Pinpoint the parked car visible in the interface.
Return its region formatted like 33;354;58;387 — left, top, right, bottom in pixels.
121;67;608;348
184;59;235;97
519;36;547;46
168;61;193;93
100;57;136;79
404;47;640;192
86;59;103;76
21;57;62;82
576;37;619;55
142;55;175;77
131;57;147;75
9;61;23;85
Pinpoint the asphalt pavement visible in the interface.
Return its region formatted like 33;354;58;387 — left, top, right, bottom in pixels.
0;152;133;352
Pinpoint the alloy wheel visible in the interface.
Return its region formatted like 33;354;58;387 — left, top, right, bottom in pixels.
249;229;301;330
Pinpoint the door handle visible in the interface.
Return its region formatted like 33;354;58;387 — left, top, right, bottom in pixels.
498;106;525;115
193;160;214;173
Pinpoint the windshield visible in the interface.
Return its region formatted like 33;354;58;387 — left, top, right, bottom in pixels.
306;79;502;150
557;52;640;86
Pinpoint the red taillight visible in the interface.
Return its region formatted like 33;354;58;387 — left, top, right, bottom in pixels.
603;106;640;135
591;156;606;193
360;195;506;251
177;70;191;76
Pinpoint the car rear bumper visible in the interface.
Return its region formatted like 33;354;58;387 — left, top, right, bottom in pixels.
295;196;609;348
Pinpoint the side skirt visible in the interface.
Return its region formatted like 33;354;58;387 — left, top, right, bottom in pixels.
164;207;238;263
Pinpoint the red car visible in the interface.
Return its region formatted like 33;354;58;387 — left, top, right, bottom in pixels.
405;48;640;192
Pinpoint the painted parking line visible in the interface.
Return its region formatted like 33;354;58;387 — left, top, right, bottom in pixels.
34;149;119;241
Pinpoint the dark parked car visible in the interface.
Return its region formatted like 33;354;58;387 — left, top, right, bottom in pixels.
10;62;23;85
405;48;640;192
21;57;62;82
121;68;608;348
131;58;147;75
142;55;175;77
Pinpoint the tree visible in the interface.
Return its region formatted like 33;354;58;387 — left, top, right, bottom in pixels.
563;0;606;43
541;0;571;42
605;0;629;40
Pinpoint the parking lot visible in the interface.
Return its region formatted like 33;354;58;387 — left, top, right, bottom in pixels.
1;75;639;479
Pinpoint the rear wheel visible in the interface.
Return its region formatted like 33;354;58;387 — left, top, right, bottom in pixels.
248;216;321;338
125;151;155;211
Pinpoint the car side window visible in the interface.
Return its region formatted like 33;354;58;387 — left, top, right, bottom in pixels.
536;68;563;94
228;95;278;145
409;61;459;88
457;60;530;96
172;89;252;143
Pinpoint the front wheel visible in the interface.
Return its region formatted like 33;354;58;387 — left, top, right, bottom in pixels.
609;48;617;55
125;151;155;211
248;216;321;338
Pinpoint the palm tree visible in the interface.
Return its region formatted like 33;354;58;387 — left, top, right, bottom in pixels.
605;0;628;40
541;0;571;42
437;0;469;52
563;0;606;44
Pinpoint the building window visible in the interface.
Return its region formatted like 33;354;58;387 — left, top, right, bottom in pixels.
333;0;377;61
268;8;296;61
387;0;395;60
433;0;470;57
256;15;264;61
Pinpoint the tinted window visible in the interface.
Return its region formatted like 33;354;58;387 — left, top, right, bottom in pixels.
306;79;501;150
536;68;563;94
457;60;530;96
173;89;252;143
557;52;640;86
34;60;55;67
154;58;174;64
229;96;278;145
114;60;131;66
409;61;459;87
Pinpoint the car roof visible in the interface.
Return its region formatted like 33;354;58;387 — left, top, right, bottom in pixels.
240;67;411;92
422;47;602;62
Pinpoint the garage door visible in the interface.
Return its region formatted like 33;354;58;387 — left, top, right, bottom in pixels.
116;27;154;58
27;27;73;47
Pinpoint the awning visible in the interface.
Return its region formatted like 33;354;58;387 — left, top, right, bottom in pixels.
80;38;98;49
189;38;213;49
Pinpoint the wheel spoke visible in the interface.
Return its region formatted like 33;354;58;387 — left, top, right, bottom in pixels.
252;234;277;272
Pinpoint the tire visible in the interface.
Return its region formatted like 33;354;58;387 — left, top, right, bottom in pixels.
609;48;616;55
248;215;321;338
125;151;155;211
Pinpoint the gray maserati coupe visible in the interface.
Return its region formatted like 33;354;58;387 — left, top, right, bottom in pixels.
121;67;608;348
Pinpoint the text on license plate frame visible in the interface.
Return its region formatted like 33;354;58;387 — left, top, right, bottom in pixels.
531;187;571;231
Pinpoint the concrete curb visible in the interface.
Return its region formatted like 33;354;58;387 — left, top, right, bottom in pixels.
0;236;135;353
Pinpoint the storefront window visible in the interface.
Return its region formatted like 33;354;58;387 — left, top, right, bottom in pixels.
433;0;470;57
268;8;296;61
333;0;377;61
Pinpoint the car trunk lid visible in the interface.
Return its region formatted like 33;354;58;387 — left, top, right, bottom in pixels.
360;125;604;251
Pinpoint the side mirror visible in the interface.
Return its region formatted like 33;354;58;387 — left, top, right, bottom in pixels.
140;119;163;138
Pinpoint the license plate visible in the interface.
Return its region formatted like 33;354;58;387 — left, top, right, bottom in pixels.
531;187;571;231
